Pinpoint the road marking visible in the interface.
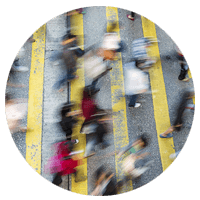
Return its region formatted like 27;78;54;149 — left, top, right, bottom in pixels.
141;17;175;171
70;14;88;195
26;24;46;174
106;7;133;193
188;70;195;104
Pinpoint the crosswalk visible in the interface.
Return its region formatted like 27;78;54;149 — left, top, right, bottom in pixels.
9;6;194;195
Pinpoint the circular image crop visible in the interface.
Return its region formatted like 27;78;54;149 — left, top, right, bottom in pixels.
5;6;195;196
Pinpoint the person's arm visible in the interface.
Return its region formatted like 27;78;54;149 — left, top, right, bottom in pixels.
117;142;135;157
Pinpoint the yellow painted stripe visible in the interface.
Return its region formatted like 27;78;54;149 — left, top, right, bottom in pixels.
70;14;88;195
106;7;133;193
188;70;195;104
26;24;46;174
141;17;175;171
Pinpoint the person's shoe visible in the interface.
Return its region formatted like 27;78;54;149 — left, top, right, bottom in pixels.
134;103;141;108
159;133;173;138
129;103;141;108
182;77;190;82
127;14;135;21
74;139;79;144
169;150;181;160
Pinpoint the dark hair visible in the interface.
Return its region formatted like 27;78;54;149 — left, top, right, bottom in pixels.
60;102;74;117
5;92;12;102
135;59;146;68
138;133;149;148
62;31;77;41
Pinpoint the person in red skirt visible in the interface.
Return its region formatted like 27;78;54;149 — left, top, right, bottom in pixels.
44;140;84;185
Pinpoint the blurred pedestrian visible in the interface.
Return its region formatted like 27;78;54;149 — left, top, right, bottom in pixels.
124;61;149;108
117;133;152;179
91;165;116;196
53;32;84;92
132;37;158;71
118;133;150;157
5;93;29;134
44;139;85;185
84;50;112;93
101;21;125;61
59;102;81;139
160;90;194;138
83;112;112;157
80;86;103;133
11;47;28;72
176;46;189;82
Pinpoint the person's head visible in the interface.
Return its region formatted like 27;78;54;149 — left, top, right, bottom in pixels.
83;86;94;98
61;102;74;117
135;58;147;68
137;133;149;148
5;92;12;103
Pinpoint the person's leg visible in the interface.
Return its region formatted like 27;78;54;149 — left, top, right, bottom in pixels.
53;74;68;91
91;78;100;93
52;173;62;186
84;138;97;157
178;63;189;81
131;12;135;18
160;126;177;138
128;95;140;107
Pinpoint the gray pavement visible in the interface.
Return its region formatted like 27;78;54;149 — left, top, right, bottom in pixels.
6;6;194;195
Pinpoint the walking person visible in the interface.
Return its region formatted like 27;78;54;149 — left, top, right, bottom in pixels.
176;46;189;82
80;86;98;133
117;133;152;180
5;93;30;134
160;89;194;138
83;113;111;158
53;32;84;92
44;140;85;185
124;61;149;108
59;102;80;139
91;165;116;196
132;37;158;72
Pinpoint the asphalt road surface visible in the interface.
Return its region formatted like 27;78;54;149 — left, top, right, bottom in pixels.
5;6;195;196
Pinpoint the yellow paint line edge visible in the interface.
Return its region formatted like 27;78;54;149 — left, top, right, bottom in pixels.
106;7;133;193
141;17;175;171
70;14;88;195
188;70;195;104
26;24;46;174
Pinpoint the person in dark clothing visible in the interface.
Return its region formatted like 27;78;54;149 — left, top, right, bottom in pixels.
83;113;111;157
176;46;189;81
59;102;80;139
91;166;118;196
53;32;84;92
160;90;194;138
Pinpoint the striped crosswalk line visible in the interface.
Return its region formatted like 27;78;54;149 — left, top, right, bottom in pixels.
70;14;88;195
106;7;133;193
26;24;46;174
188;70;195;104
141;17;175;171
